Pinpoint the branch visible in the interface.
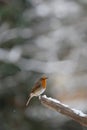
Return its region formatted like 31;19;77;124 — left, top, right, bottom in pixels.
39;95;87;127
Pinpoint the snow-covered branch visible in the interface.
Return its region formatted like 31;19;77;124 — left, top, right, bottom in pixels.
39;95;87;127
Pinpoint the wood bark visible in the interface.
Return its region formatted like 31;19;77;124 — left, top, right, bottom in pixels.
39;95;87;127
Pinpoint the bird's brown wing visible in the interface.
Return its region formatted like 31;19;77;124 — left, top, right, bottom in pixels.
31;80;41;93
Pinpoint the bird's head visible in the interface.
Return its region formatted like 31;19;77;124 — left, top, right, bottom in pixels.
40;75;48;80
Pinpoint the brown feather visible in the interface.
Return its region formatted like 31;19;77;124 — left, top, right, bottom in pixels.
31;80;41;93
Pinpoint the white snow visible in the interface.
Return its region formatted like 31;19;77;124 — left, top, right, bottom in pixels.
42;95;60;104
42;95;87;117
72;108;87;117
42;95;69;107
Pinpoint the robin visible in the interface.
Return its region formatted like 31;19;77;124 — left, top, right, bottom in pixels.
26;75;48;106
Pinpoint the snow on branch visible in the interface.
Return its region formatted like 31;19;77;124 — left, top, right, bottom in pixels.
39;95;87;127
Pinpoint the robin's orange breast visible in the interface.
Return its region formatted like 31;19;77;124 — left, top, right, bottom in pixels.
41;79;47;88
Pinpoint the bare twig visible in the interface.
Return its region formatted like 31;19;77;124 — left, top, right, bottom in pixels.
39;95;87;127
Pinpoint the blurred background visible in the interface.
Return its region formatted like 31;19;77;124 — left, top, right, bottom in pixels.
0;0;87;130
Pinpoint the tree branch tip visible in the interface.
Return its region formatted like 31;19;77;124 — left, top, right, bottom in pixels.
41;95;60;104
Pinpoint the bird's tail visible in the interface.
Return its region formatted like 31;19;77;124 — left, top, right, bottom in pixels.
26;94;33;106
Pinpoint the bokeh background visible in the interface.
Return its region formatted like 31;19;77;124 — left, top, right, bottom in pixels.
0;0;87;130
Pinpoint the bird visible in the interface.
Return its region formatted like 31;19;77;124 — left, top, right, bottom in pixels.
26;75;48;106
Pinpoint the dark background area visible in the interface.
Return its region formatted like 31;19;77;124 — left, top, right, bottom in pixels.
0;0;87;130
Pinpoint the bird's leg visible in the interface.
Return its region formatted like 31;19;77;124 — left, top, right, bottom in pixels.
39;95;41;100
